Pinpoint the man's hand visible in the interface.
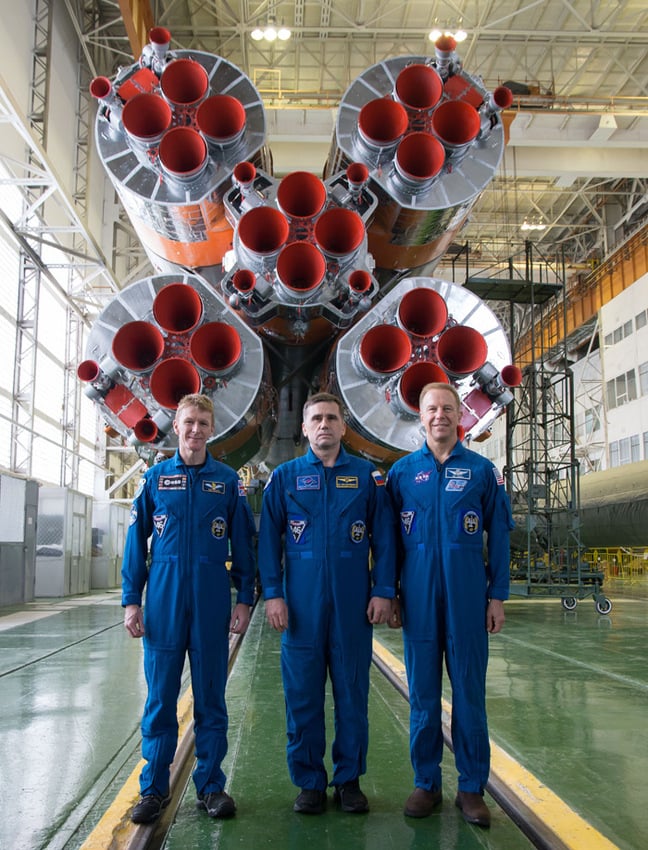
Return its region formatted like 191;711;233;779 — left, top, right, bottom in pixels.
230;603;251;635
388;597;402;629
265;597;289;632
366;596;392;625
124;604;144;638
486;599;505;634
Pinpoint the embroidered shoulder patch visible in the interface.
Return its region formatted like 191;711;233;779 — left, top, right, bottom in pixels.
493;467;505;486
400;510;415;535
371;470;385;486
153;514;167;536
289;519;307;543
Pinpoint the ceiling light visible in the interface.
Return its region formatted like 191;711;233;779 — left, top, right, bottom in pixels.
520;218;547;232
428;26;467;43
250;16;291;42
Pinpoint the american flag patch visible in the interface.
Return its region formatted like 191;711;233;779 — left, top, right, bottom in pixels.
493;467;504;486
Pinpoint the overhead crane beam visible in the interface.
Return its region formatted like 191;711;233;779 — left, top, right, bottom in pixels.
117;0;154;60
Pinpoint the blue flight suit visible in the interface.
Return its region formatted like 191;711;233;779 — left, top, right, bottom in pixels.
258;446;397;790
387;440;513;795
121;451;255;798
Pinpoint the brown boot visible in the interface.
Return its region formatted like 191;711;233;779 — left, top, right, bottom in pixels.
455;791;491;827
404;787;442;818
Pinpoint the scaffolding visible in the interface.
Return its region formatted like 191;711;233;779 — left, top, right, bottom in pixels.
465;242;613;614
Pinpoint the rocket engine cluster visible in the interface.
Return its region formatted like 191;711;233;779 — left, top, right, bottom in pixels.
81;26;520;467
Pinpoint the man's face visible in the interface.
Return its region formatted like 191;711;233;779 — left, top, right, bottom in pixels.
420;388;460;445
302;401;346;451
173;404;214;456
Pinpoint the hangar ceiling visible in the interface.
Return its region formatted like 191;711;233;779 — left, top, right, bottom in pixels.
72;0;648;273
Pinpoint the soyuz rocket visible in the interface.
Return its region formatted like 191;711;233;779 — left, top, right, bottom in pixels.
80;26;521;469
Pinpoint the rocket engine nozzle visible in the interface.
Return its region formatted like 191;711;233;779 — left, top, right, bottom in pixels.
112;322;165;372
153;282;203;333
150;357;202;409
358;325;412;377
121;93;172;146
394;63;443;113
437;325;488;377
397;287;448;338
190;322;242;374
160;58;209;108
196;95;247;145
397;361;449;414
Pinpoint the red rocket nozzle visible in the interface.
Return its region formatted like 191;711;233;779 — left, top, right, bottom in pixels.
89;77;112;100
437;325;488;376
395;132;446;184
158;127;208;180
112;321;165;371
314;208;364;257
160;58;209;107
346;162;369;189
122;93;172;143
196;95;246;143
395;64;443;111
276;243;326;293
232;269;256;294
358;98;409;147
238;207;290;255
149;357;201;408
277;172;327;219
398;288;448;338
133;417;159;442
501;364;523;387
349;270;372;295
399;361;449;412
190;322;242;373
493;86;514;110
149;27;171;47
435;35;457;53
431;100;481;150
233;161;257;187
359;325;412;375
153;283;203;333
77;360;101;382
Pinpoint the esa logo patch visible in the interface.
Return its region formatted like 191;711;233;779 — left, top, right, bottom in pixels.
350;520;366;542
462;510;480;535
153;515;167;537
289;519;307;543
400;510;415;535
211;517;227;539
158;474;187;490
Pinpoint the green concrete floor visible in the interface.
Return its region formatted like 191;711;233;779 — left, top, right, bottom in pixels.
0;579;645;850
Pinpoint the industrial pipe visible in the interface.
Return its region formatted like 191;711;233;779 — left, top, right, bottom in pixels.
190;322;242;374
112;322;165;372
149;357;201;409
437;325;488;377
397;287;448;338
153;282;203;333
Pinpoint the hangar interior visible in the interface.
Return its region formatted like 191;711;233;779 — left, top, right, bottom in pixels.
0;2;647;849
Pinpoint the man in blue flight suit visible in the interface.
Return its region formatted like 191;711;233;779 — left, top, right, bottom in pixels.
258;391;397;815
122;393;255;824
387;382;513;828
